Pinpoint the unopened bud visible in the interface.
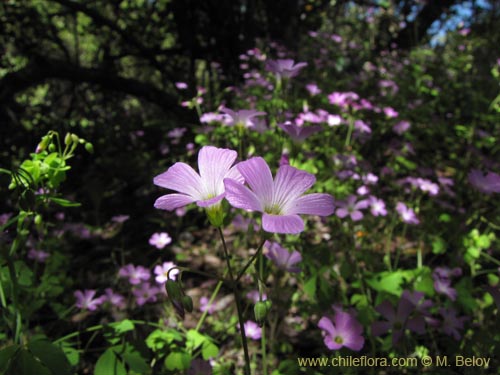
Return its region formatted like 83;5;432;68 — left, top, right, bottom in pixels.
64;133;72;146
254;301;270;325
181;295;193;313
71;134;79;143
85;143;94;154
34;214;42;226
48;143;56;152
165;280;183;302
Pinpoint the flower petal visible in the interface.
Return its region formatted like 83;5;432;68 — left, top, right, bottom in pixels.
375;300;396;322
198;146;238;197
224;178;263;211
318;317;336;336
154;194;195;211
237;157;274;206
262;214;304;234
273;165;316;209
371;321;391;336
286;193;335;216
154;162;203;199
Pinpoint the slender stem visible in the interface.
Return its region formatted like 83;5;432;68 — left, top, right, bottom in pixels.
480;252;500;267
217;228;251;375
195;273;226;332
237;239;267;282
345;115;354;147
259;250;268;375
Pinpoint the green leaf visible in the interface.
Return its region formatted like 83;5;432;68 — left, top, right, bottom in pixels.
28;340;72;375
201;340;219;360
366;270;414;296
94;348;126;375
164;351;191;371
15;261;33;287
121;345;150;374
111;319;135;334
186;330;206;349
0;345;19;373
145;329;183;351
8;349;51;375
431;237;446;255
303;275;317;299
60;345;80;366
48;197;81;207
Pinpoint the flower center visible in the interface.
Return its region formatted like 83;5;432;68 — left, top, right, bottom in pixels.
265;203;282;215
394;321;403;330
334;335;343;344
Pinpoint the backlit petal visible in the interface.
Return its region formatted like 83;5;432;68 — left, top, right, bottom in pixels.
154;194;195;211
285;193;335;216
198;146;238;198
262;213;304;234
237;157;274;206
224;178;263;211
154;162;203;199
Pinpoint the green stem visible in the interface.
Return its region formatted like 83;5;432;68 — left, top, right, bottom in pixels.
345;115;354;148
217;227;251;375
259;250;267;375
237;239;267;282
195;273;226;332
480;252;500;267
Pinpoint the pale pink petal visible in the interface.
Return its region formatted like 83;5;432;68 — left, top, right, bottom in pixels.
285;193;335;216
318;317;336;336
324;336;342;350
273;165;316;209
197;146;238;197
262;214;304;234
350;211;364;221
224;178;263;211
154;163;203;199
226;164;245;184
237;157;274;206
154;194;196;211
336;208;349;218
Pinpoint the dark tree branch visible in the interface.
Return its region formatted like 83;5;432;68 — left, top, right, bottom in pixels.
389;0;460;50
0;54;188;116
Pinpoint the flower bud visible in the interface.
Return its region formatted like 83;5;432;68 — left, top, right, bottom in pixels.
85;143;94;154
254;301;270;325
181;295;193;313
36;136;50;153
48;143;56;152
165;280;183;302
34;214;42;226
71;134;79;143
64;133;72;146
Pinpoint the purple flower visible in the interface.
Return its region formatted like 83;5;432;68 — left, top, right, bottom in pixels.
243;321;262;340
335;195;369;221
371;298;425;345
149;232;172;249
383;107;399;118
154;261;179;284
278;121;322;142
246;290;267;303
395;202;419;224
354;120;372;134
327;114;342;127
118;264;150;285
264;241;302;273
224;157;335;234
74;290;104;311
328;92;359;108
468;170;500;194
318;311;364;351
393;121;411;135
175;82;188;89
220;108;266;129
439;307;467;340
154;146;244;211
132;283;161;306
103;288;126;309
401;290;433;316
111;215;129;223
265;59;308;79
27;249;50;263
306;83;321;96
432;267;461;301
368;196;387;217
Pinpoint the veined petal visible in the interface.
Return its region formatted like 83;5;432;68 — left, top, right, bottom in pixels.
262;213;304;234
273;166;316;210
318;317;336;336
237;157;274;206
198;146;238;198
154;162;203;199
224;178;263;211
226;164;245;184
154;194;195;211
285;193;335;216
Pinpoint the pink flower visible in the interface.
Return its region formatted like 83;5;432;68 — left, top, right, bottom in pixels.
396;202;419;224
265;59;308;79
243;321;262;340
154;261;179;284
149;232;172;249
318;311;364;351
224;157;335;234
74;290;104;311
154;146;244;211
118;264;150;285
